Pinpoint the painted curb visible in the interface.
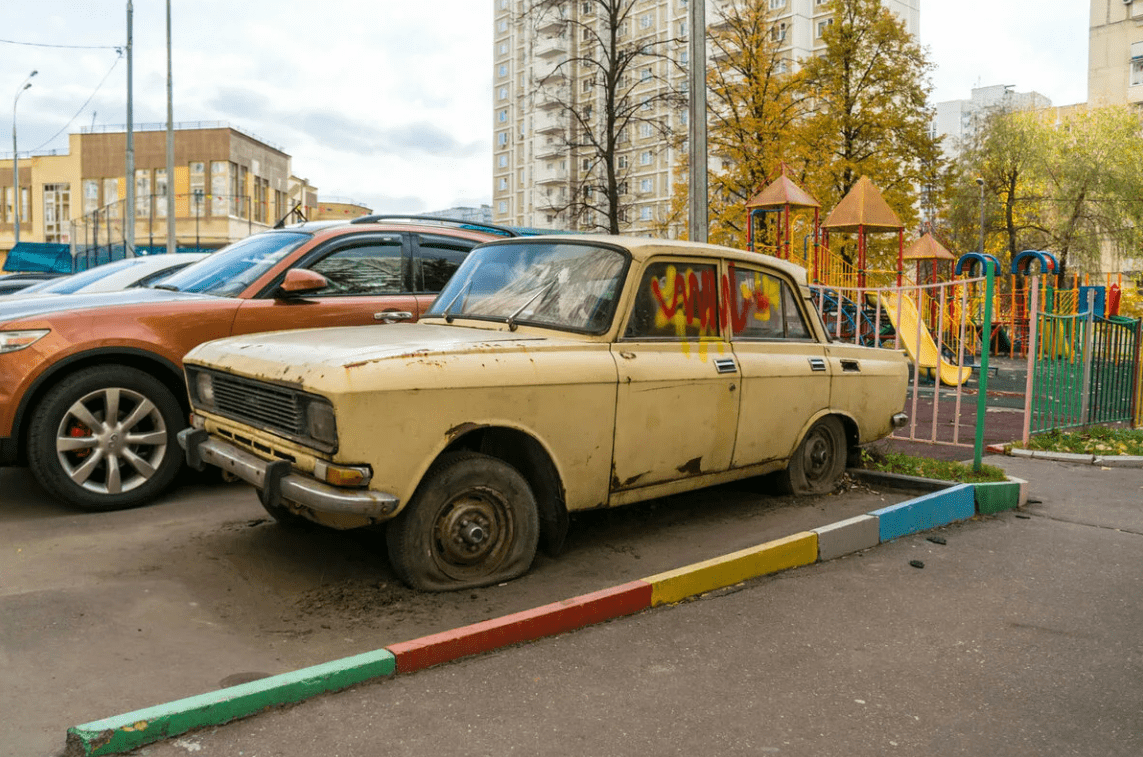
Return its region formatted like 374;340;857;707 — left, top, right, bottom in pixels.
814;514;880;561
66;475;1025;755
644;531;818;606
389;581;653;674
65;649;396;756
1001;447;1143;468
871;484;976;542
974;479;1022;515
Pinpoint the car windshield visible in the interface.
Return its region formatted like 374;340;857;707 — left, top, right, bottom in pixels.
154;231;311;296
29;258;146;294
426;241;628;333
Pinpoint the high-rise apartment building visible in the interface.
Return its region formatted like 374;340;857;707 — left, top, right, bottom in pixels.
1089;0;1143;105
933;85;1053;160
492;0;918;236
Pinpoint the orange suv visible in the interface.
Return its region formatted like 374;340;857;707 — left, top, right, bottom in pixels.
0;216;511;511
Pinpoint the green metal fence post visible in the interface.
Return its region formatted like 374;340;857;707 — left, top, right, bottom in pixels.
973;260;995;472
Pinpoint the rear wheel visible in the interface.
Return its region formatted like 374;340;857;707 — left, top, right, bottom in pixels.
386;452;539;591
28;366;185;511
776;416;847;496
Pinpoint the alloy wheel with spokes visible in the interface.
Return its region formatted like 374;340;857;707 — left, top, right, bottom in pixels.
28;366;185;511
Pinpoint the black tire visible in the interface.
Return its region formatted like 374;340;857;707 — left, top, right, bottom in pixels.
775;416;847;496
27;366;185;512
386;451;539;591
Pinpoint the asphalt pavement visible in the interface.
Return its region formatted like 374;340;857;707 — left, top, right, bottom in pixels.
125;455;1143;757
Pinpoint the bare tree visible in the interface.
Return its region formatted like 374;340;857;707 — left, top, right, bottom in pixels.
523;0;686;232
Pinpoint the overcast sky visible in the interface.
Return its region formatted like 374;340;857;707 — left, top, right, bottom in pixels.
1;0;1089;216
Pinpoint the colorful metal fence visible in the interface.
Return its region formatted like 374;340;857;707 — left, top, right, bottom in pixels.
1023;298;1141;441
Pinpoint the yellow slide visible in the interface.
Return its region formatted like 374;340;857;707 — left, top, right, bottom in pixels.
877;293;972;387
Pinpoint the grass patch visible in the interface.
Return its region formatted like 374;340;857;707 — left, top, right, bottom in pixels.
861;448;1008;483
1016;426;1143;457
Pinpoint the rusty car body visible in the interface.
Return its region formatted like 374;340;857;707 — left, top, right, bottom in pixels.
179;236;909;590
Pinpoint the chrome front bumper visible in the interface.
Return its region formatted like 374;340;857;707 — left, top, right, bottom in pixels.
177;428;398;521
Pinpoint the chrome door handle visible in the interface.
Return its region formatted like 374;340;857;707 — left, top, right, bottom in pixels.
374;311;413;323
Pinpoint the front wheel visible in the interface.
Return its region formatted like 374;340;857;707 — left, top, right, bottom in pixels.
386;452;539;591
775;416;847;496
27;366;185;511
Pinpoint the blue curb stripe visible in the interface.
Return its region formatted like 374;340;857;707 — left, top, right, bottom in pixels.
870;483;975;542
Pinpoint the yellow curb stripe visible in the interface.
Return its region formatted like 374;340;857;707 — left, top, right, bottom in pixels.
644;531;818;606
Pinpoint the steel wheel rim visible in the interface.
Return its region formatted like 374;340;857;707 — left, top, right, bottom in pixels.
802;426;836;483
54;386;168;495
431;487;514;577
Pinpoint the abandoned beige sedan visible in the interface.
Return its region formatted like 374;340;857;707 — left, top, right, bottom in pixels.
179;236;908;590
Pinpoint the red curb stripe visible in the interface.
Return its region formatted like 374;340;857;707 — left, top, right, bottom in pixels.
388;580;653;674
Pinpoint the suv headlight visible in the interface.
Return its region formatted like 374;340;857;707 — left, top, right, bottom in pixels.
0;329;50;354
305;399;338;447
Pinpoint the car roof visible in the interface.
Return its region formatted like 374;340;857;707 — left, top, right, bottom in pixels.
485;234;810;284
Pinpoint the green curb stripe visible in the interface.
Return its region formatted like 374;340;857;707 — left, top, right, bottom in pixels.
974;481;1021;515
66;649;396;756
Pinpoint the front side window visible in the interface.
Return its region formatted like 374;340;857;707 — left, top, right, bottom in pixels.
729;266;811;340
625;261;720;340
426;242;628;334
306;239;405;296
413;235;475;293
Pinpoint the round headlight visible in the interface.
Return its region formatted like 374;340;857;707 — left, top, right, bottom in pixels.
195;371;215;407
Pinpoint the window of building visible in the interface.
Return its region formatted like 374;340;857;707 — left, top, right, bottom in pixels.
582;1;592;13
769;0;786;8
133;169;151;219
498;86;509;100
618;155;628;168
82;179;99;215
640;178;653;193
771;22;787;42
582;158;591;170
103;178;119;219
641;96;652;110
497;19;508;32
499;154;509;168
210;161;228;216
498;131;509;146
639;150;652;165
678;20;687;36
498;64;508;77
499;42;509;56
639;13;652;29
641;67;652;81
639;122;653;138
498;177;509;190
498;200;508;214
582;77;593;92
498;109;508;123
816;19;833;38
42;183;70;243
640;206;652;221
155;169;168;219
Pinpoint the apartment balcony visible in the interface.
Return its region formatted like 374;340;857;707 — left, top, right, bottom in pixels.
535;164;569;185
536;85;570;110
535;34;568;58
534;109;567;134
534;56;569;83
536;136;565;158
535;8;568;34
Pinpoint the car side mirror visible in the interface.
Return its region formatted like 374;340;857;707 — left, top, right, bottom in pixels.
277;269;328;299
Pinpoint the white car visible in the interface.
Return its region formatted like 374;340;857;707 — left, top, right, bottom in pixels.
6;254;210;299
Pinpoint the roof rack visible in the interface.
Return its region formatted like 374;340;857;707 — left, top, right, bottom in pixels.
349;215;519;237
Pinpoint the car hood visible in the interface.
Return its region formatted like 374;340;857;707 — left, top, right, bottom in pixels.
0;288;216;324
188;322;565;368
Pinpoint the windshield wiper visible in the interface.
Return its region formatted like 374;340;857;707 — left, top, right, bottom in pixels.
506;281;556;332
442;278;474;324
151;283;179;291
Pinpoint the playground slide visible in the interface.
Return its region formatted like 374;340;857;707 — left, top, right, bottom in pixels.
876;293;972;387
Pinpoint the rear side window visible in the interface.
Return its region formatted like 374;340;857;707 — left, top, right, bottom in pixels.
413;235;476;293
730;265;811;340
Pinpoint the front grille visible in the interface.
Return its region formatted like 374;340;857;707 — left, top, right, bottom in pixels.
212;373;305;438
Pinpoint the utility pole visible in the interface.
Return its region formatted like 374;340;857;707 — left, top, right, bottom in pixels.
12;70;37;246
687;0;708;243
125;0;136;257
165;0;176;254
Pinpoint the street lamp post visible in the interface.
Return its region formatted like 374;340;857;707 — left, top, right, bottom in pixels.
12;70;38;246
